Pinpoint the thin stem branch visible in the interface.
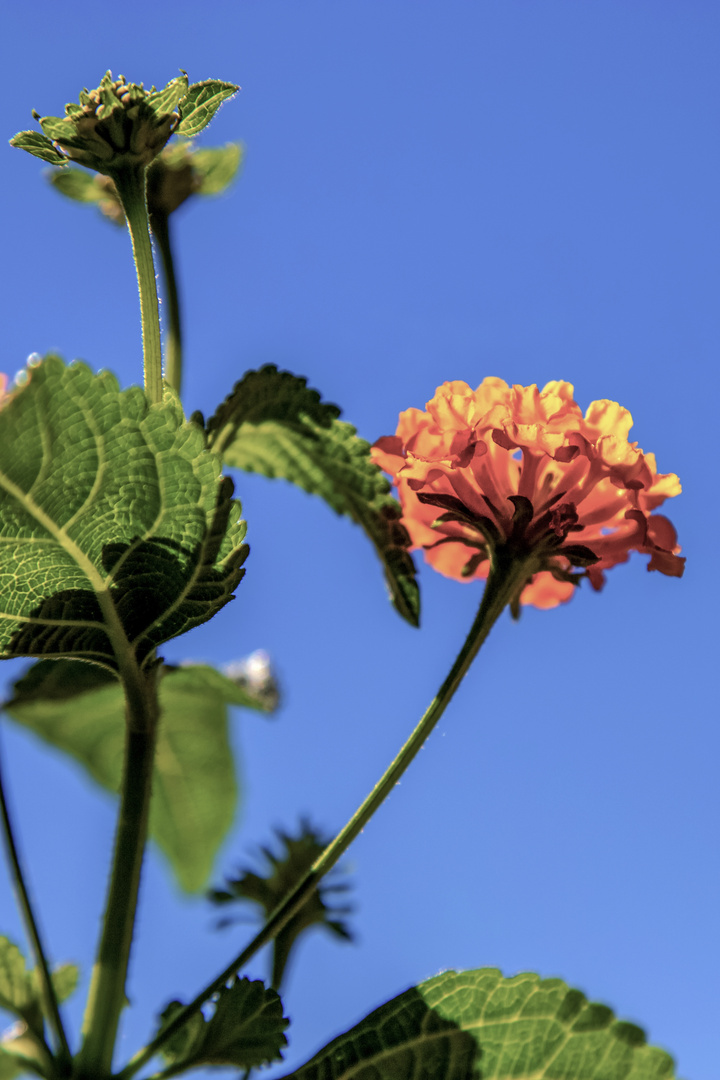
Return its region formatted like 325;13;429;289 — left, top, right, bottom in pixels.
113;165;164;404
0;730;72;1075
150;211;183;397
117;553;532;1080
76;665;160;1080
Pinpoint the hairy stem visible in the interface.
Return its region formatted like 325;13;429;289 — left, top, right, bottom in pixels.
0;732;72;1075
113;165;164;404
76;665;159;1080
118;552;533;1079
150;211;183;396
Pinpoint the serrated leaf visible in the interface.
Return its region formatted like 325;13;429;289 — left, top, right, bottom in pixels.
0;357;248;671
158;978;288;1070
278;968;677;1080
191;143;243;195
146;73;189;118
4;659;272;891
207;366;419;626
9;131;67;166
177;80;239;138
47;168;104;204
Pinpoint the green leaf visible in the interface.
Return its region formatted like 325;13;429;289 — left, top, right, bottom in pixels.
9;131;67;166
146;73;189;118
0;938;35;1021
0;357;248;670
177;80;239;138
37;116;76;144
4;658;273;891
191;143;243;195
207;366;419;626
278;968;677;1080
46;168;105;205
0;936;79;1040
157;978;288;1071
50;964;79;1005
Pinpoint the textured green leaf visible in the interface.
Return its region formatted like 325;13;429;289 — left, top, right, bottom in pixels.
146;73;189;118
47;168;105;204
278;968;677;1080
4;659;273;891
207;366;419;626
191;143;243;195
158;978;288;1070
38;116;75;143
177;80;239;138
9;131;67;166
0;357;247;670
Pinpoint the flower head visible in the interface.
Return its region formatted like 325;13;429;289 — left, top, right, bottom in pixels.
373;379;684;609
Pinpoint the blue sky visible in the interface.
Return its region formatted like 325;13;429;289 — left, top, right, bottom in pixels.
1;2;718;1078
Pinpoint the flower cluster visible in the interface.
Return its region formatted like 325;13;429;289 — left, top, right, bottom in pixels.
372;379;684;609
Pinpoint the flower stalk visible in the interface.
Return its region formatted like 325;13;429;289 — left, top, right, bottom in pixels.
76;667;160;1080
112;166;164;404
117;550;534;1080
150;210;182;394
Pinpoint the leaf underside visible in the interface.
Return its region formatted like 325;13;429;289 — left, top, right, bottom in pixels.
3;659;271;891
206;365;419;626
0;357;247;671
278;967;677;1080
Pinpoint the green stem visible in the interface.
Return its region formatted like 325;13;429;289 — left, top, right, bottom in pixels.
113;166;164;404
150;211;183;396
76;666;159;1080
117;552;532;1080
0;731;72;1076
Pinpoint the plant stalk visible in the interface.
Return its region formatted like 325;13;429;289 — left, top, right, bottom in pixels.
112;165;164;404
76;666;159;1080
150;211;183;396
118;552;532;1079
0;731;72;1075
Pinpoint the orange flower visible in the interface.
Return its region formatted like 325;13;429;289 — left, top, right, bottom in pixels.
0;373;8;408
373;379;684;609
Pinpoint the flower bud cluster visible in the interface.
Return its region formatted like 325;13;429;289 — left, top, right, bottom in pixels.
38;72;183;175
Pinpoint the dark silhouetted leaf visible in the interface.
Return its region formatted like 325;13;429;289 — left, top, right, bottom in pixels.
207;366;419;626
210;820;353;989
157;978;288;1071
